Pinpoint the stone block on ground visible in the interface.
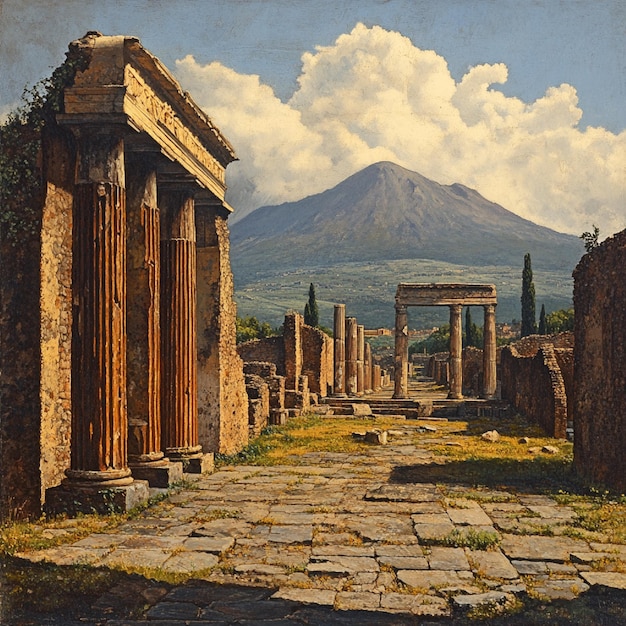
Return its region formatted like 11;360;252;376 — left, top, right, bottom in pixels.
45;480;150;517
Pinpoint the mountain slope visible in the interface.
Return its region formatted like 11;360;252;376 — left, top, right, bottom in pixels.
230;161;583;283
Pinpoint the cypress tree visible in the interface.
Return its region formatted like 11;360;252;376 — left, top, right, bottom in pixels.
521;253;536;337
538;304;547;335
465;307;474;348
304;282;319;327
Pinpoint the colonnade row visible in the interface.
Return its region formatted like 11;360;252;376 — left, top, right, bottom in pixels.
332;304;383;397
47;126;221;512
393;303;497;399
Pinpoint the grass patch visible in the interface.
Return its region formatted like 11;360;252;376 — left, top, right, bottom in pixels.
426;528;501;551
215;414;409;466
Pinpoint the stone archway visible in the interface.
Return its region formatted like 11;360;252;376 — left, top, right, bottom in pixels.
393;284;497;400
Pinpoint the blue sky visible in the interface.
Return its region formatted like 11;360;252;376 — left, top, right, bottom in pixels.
1;0;624;235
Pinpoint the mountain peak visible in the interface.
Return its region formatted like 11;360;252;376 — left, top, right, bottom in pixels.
230;162;583;278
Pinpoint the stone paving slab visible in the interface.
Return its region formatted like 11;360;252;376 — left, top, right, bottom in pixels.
14;407;626;624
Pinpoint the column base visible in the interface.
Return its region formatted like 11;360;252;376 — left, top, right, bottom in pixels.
332;393;348;398
45;479;150;517
448;392;463;400
167;449;214;474
130;460;184;488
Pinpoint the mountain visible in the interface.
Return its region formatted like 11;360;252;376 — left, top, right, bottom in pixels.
230;161;583;283
229;162;583;327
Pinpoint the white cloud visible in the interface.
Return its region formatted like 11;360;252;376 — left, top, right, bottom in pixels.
175;23;626;236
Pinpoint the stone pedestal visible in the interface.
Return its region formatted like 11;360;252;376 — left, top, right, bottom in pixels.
46;479;150;516
130;460;184;488
183;452;214;474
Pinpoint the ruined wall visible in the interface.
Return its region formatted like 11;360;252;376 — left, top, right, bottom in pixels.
301;324;333;396
500;337;568;438
39;128;74;502
462;347;483;397
573;229;626;492
237;337;285;374
197;209;249;454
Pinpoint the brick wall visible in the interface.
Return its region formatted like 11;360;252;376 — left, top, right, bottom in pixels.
238;337;285;375
573;229;626;492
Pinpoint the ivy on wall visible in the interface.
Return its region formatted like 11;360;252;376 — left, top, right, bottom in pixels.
0;51;89;244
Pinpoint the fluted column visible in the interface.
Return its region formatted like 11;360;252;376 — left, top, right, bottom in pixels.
448;303;463;399
126;155;164;468
160;188;202;462
66;128;131;486
482;304;497;398
356;324;365;394
333;304;346;396
393;305;409;398
345;317;358;396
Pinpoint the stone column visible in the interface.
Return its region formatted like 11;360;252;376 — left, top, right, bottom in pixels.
333;304;346;396
448;304;463;399
160;188;210;473
364;342;373;393
482;304;497;398
345;317;358;396
125;155;182;487
46;127;149;515
356;324;365;394
393;305;409;398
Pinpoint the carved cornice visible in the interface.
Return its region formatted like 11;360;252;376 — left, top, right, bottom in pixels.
61;33;236;202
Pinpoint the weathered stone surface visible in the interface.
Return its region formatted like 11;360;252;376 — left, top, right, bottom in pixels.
162;551;219;573
182;536;234;553
452;591;512;609
272;587;336;605
268;525;313;544
378;555;429;570
580;571;626;590
335;591;381;610
380;592;450;616
468;550;519;579
397;569;465;589
428;547;470;571
481;430;500;442
447;507;493;526
500;534;589;562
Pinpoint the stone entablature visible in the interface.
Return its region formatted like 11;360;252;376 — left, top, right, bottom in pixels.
61;33;235;199
394;283;497;400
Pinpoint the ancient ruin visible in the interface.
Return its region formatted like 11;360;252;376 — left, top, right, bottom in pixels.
500;333;573;439
0;33;249;518
573;228;626;492
393;284;497;400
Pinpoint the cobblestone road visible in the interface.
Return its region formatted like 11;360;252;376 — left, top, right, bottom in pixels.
9;410;626;625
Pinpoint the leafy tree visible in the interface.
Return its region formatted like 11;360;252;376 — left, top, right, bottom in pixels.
303;282;319;327
521;253;536;337
236;316;276;343
538;304;547;335
580;225;600;252
546;308;574;334
409;324;451;355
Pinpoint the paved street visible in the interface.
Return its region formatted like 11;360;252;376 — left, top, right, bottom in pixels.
8;398;626;625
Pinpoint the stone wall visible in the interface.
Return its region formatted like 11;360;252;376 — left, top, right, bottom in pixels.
573;229;626;492
500;335;570;438
0;126;75;520
237;312;333;411
197;209;249;455
237;337;285;375
301;324;333;397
